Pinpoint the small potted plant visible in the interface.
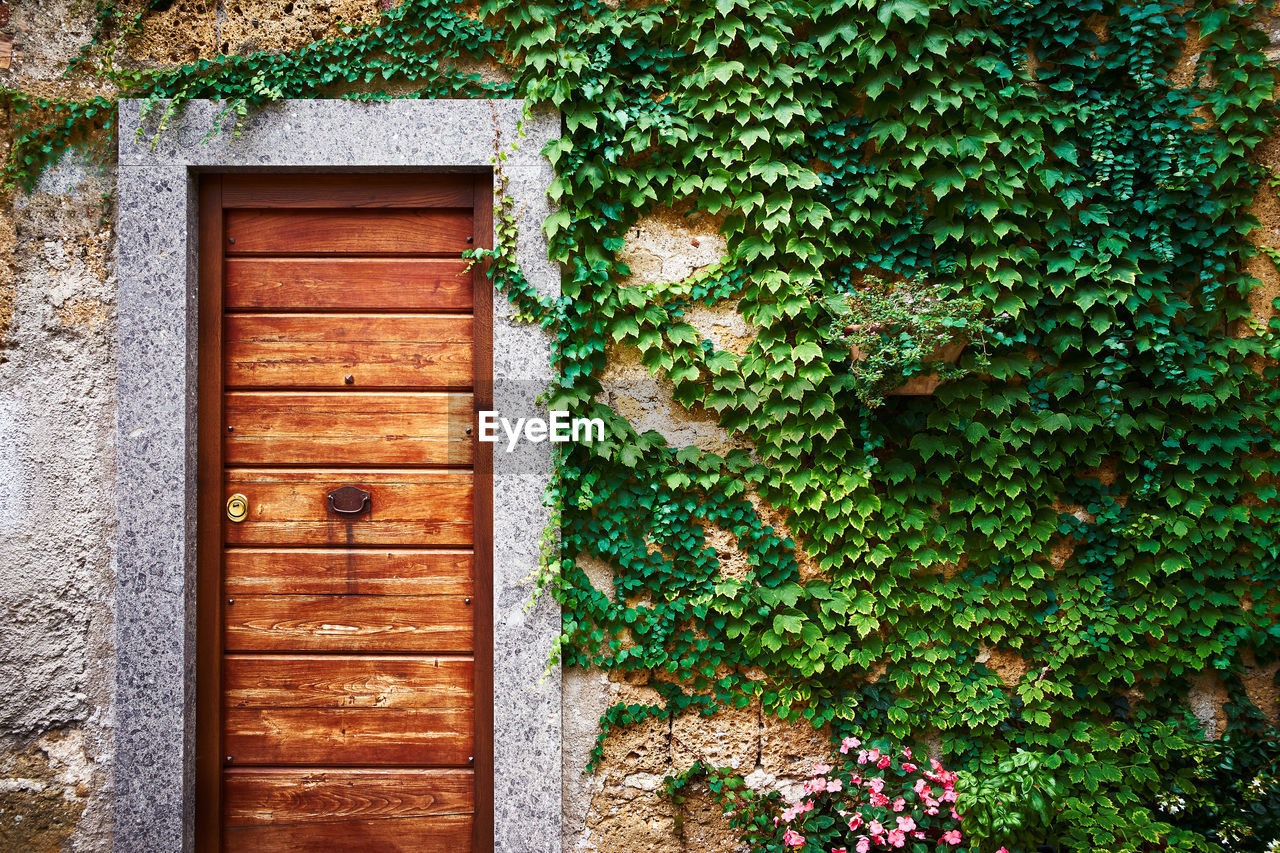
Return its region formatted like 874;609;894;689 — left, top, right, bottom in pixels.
828;274;1001;406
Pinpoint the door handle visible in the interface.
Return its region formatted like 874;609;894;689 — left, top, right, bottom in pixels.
327;485;371;517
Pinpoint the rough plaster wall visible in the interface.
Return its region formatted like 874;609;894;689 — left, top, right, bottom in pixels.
0;4;122;852
0;152;117;852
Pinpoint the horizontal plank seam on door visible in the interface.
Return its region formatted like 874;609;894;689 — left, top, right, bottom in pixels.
222;253;474;260
222;468;478;473
223;385;476;392
224;311;478;326
219;175;475;208
225;308;476;316
220;765;480;771
222;767;478;775
223;547;475;553
220;648;475;653
224;766;479;772
223;653;477;659
224;390;477;397
221;543;477;551
220;464;479;472
223;811;475;826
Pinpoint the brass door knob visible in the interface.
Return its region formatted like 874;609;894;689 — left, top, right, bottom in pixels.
226;494;248;523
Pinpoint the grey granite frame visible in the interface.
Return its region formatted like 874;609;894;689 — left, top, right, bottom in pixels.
115;99;561;852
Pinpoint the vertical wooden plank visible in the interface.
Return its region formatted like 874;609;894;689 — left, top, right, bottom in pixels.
196;175;225;853
471;171;495;853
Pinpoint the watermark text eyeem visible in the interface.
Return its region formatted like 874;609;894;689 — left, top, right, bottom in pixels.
478;411;605;452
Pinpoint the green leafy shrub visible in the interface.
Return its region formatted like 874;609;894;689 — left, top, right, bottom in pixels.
955;750;1061;852
1158;714;1280;851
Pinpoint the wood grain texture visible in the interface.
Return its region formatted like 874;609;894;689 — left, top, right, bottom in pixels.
223;549;474;596
224;392;475;466
224;655;474;708
223;768;474;824
223;595;474;652
223;707;474;765
223;468;473;546
220;174;474;209
205;174;491;851
223;814;474;852
225;209;473;255
469;171;496;853
225;258;473;311
224;314;473;389
196;175;225;853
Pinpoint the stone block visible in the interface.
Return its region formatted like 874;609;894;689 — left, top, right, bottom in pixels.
671;700;760;774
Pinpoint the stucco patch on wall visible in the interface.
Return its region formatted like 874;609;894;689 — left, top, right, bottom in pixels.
0;148;117;853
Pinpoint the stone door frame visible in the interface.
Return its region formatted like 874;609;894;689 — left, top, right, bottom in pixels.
114;99;561;853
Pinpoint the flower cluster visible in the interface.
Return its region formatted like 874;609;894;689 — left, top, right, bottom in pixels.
772;738;966;852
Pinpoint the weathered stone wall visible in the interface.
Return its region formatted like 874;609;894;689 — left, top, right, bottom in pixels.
0;3;388;851
1;5;123;845
0;3;1276;852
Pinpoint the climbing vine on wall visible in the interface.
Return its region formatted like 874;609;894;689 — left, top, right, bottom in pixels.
6;0;1280;849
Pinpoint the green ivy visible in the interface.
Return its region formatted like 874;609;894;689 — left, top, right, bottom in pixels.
8;0;1280;849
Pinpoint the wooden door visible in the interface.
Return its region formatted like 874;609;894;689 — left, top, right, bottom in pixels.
196;174;493;852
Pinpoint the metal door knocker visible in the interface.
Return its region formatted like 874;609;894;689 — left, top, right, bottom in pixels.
327;485;372;517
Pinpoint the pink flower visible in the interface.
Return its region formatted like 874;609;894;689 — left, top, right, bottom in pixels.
913;779;930;796
901;762;917;773
855;839;870;853
848;813;863;831
804;777;828;794
857;750;870;765
901;747;912;758
827;778;843;793
867;777;885;793
996;849;1009;853
867;748;881;764
887;829;906;848
840;736;862;754
942;830;962;845
869;792;889;807
896;816;916;832
942;789;958;803
812;762;832;776
877;754;892;769
867;820;884;835
891;797;905;812
832;849;847;853
783;828;806;848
